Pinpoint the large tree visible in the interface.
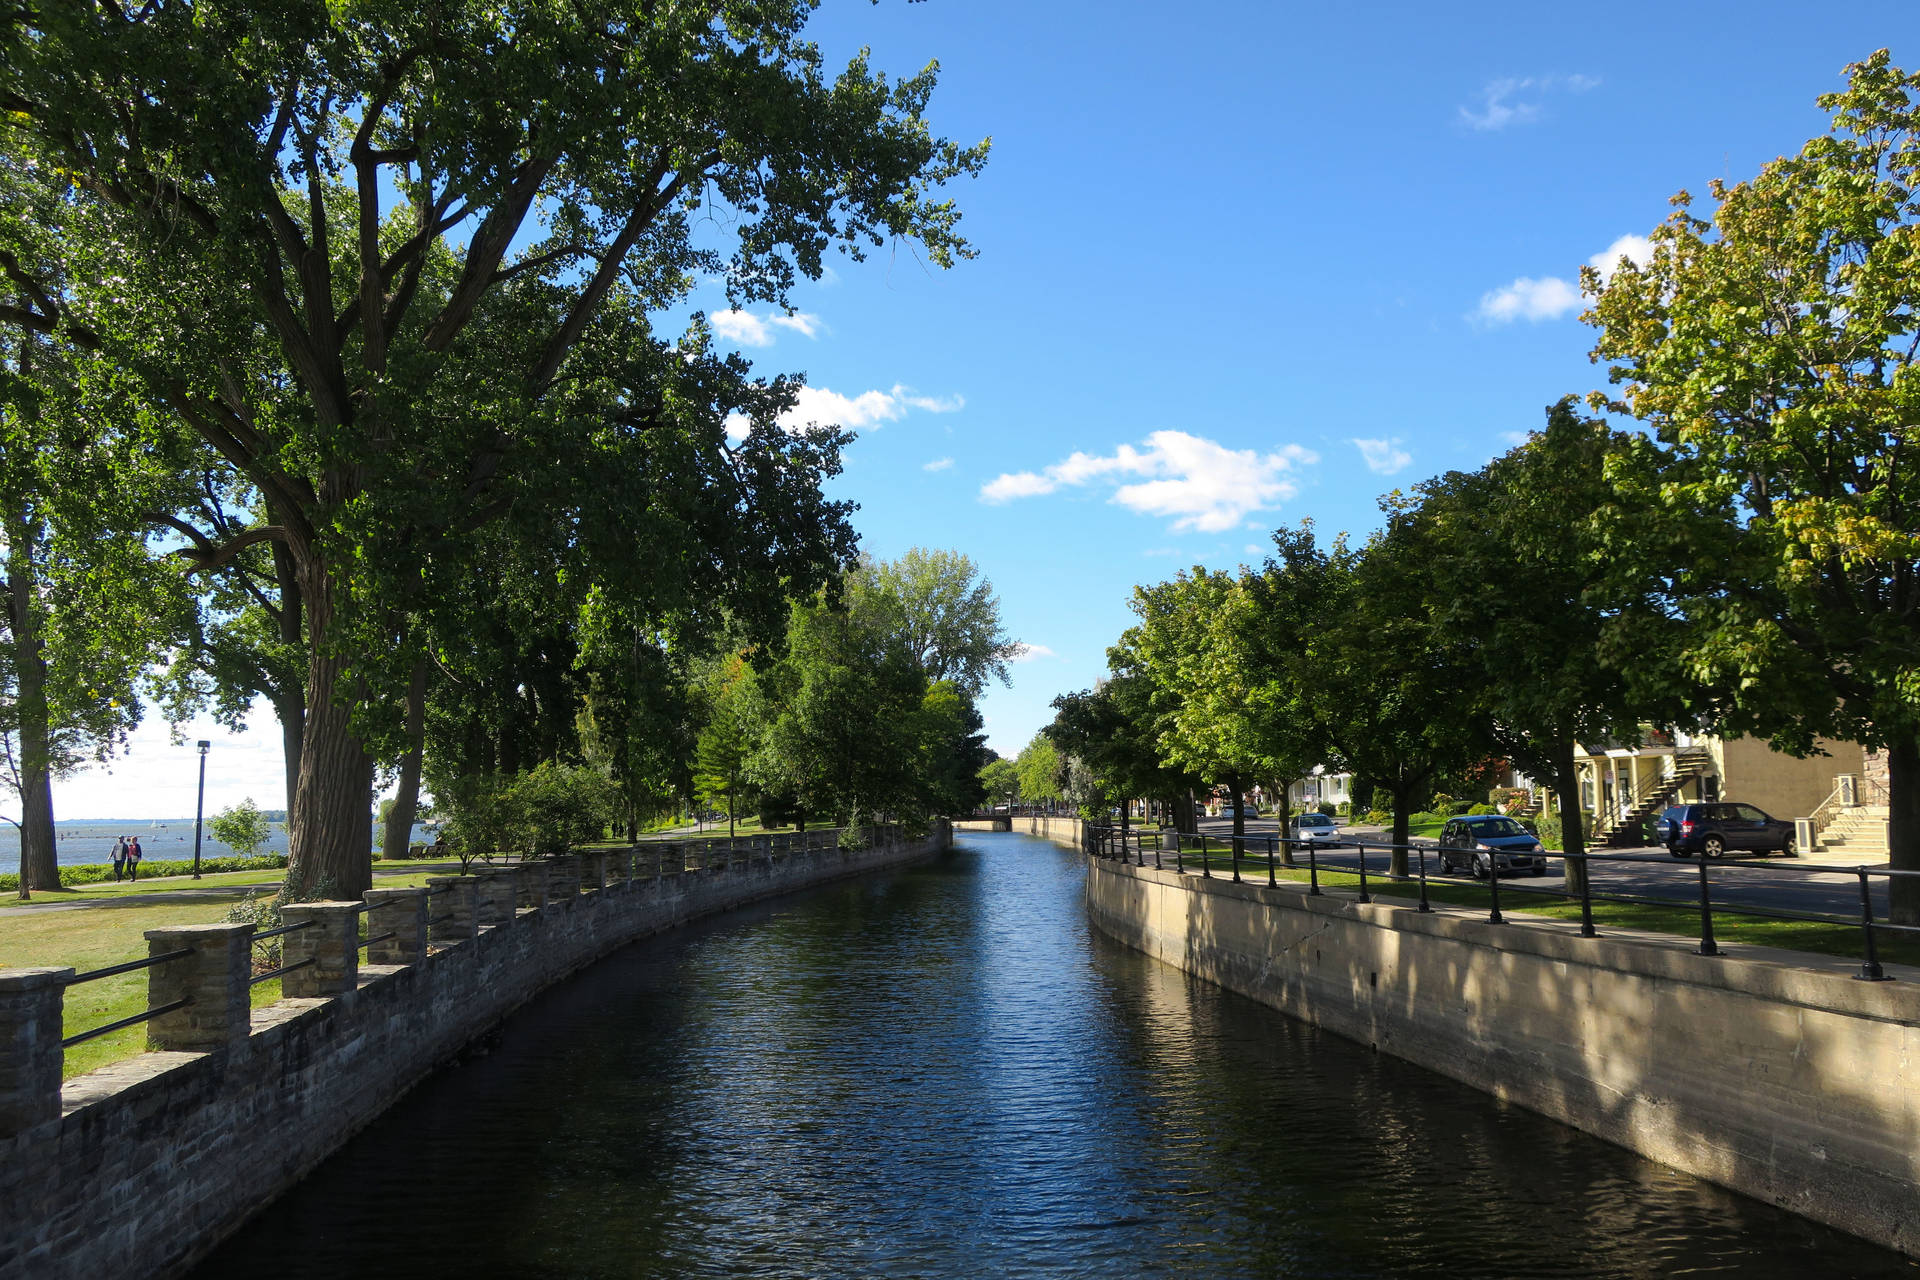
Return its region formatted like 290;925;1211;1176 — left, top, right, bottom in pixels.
0;2;986;896
1585;50;1920;920
1413;403;1680;896
1111;569;1278;852
851;548;1021;697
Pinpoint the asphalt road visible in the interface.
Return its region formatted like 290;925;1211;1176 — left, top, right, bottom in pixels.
1182;817;1892;922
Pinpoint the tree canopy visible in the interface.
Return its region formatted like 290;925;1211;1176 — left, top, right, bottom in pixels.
0;1;987;895
1585;49;1920;918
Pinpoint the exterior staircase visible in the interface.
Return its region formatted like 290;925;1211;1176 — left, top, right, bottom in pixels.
1600;750;1714;848
1818;805;1891;860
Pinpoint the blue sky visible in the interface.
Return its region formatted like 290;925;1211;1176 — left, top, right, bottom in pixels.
52;0;1920;816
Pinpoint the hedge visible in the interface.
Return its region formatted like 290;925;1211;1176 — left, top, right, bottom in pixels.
0;854;289;893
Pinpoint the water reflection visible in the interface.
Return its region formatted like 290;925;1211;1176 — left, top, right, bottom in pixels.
195;833;1912;1278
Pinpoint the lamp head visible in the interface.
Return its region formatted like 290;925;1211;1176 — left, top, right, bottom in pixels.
196;740;211;755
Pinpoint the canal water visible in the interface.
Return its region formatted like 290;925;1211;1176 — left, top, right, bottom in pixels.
196;831;1913;1278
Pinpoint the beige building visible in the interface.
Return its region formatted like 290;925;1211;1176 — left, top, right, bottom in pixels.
1552;730;1878;852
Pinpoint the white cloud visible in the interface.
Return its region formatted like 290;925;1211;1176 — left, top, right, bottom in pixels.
1587;234;1654;282
1476;275;1583;323
708;308;824;348
768;312;823;338
1245;544;1264;556
726;383;963;443
1474;232;1657;325
923;456;954;472
1499;430;1532;447
1009;643;1055;663
1459;73;1600;131
980;430;1318;533
1352;437;1413;476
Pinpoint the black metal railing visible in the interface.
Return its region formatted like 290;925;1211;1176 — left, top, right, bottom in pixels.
57;947;197;1049
1085;825;1920;983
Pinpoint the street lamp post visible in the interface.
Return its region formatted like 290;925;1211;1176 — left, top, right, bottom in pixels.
192;740;210;880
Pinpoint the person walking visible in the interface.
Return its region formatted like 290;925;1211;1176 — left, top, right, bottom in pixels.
111;836;129;881
126;836;143;882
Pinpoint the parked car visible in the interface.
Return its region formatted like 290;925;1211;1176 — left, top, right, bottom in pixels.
1655;803;1796;859
1289;812;1341;843
1435;815;1549;878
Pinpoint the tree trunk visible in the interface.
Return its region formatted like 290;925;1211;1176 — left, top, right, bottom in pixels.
270;537;306;837
1552;744;1589;900
380;658;429;862
1274;777;1296;866
1228;772;1245;860
285;568;376;901
1888;736;1920;926
1389;781;1414;879
273;689;305;837
5;507;56;895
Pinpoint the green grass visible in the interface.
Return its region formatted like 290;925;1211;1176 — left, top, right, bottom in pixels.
1164;854;1916;968
1;870;445;1078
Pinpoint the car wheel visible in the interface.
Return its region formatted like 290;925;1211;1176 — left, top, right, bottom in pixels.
1703;835;1725;859
1530;864;1546;877
1668;844;1689;860
1782;833;1798;857
1473;855;1489;880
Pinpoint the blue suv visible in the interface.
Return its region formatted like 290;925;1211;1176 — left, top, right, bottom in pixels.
1656;803;1796;859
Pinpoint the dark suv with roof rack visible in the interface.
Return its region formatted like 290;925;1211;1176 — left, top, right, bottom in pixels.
1655;802;1796;859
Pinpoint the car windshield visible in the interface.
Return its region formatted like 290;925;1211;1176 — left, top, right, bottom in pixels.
1298;815;1332;827
1466;818;1528;837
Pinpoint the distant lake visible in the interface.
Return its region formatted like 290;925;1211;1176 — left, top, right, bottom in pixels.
0;819;432;875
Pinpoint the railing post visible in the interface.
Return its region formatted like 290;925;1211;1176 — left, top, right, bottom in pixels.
1307;842;1320;895
1200;835;1211;878
1174;832;1185;874
1355;841;1371;904
362;887;428;965
621;844;637;885
143;923;252;1052
1574;851;1597;937
1267;836;1276;886
279;902;361;997
0;967;70;1135
516;860;550;910
1694;854;1719;956
1485;849;1502;923
1415;846;1431;912
1856;867;1889;981
425;876;481;943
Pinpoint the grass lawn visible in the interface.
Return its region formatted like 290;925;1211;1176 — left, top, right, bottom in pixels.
1;869;444;1078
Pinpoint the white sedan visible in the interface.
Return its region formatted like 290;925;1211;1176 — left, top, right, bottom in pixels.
1289;813;1342;842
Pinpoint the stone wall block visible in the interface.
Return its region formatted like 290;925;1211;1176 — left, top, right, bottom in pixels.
547;855;581;899
362;888;428;965
424;876;481;942
476;872;518;925
517;861;550;910
279;903;361;998
0;967;72;1136
584;850;608;892
143;923;253;1053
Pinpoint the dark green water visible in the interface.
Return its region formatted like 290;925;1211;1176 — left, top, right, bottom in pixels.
194;832;1914;1278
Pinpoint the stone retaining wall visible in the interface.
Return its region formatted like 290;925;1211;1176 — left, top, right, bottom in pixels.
1082;852;1920;1256
0;824;948;1280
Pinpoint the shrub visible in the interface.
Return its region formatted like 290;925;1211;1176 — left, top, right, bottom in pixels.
1364;808;1391;825
208;798;276;860
1467;803;1496;815
224;889;285;967
1530;810;1564;852
1335;800;1351;817
1316;801;1335;817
